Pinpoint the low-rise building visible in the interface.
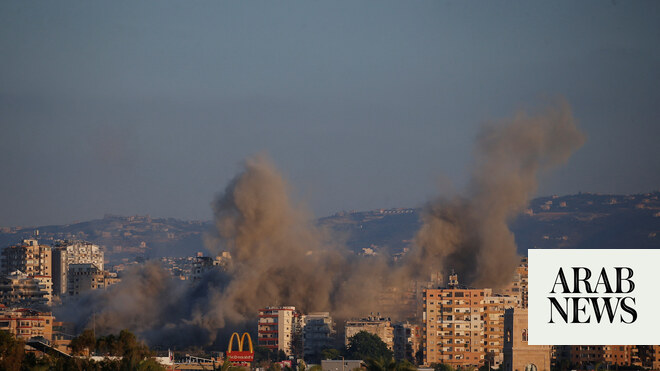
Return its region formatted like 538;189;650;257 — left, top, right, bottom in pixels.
345;314;394;351
0;306;53;341
321;360;363;371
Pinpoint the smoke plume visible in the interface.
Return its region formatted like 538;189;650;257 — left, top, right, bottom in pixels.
57;100;584;346
411;100;585;287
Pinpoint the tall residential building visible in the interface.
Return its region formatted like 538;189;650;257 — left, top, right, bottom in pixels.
66;263;119;296
1;239;51;277
302;312;335;363
52;240;104;296
484;294;518;366
258;306;299;356
501;258;528;308
345;314;394;351
0;271;52;306
0;306;53;341
502;308;551;371
422;274;516;368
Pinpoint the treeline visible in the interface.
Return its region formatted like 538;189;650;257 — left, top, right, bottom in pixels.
0;329;164;371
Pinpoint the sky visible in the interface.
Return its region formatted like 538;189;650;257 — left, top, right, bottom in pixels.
1;1;659;227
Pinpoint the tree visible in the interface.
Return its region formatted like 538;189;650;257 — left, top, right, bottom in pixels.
0;330;24;371
321;348;342;360
117;329;153;371
365;357;417;371
431;363;455;371
69;329;96;355
345;331;393;361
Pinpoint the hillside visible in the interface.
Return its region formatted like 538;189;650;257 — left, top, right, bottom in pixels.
0;192;658;264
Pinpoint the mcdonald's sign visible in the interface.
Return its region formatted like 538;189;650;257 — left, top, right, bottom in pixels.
227;332;255;363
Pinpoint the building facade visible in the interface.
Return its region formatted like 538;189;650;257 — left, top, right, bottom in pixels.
302;312;335;363
52;240;104;296
422;274;516;368
0;306;53;341
501;258;528;309
503;308;551;371
0;271;52;306
1;239;51;277
393;321;421;362
66;263;119;296
258;306;299;356
345;314;394;351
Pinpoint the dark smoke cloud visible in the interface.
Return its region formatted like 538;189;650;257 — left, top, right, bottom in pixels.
411;100;585;287
56;100;584;346
57;155;387;346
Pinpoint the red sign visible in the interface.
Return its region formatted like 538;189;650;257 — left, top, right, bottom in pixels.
227;332;255;363
227;351;255;362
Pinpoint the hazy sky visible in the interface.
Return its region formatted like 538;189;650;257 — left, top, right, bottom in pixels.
1;1;659;227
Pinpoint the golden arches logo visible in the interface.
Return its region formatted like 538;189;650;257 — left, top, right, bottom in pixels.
228;332;254;353
227;332;254;363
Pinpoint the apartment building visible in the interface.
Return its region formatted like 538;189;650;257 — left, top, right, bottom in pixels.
501;258;528;308
422;273;516;368
258;306;299;356
393;321;421;362
0;306;53;341
67;263;119;296
1;239;51;277
302;312;335;363
0;271;52;306
52;240;104;296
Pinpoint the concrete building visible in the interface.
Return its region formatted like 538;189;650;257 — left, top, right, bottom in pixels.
190;252;231;281
52;240;104;296
258;306;299;356
0;271;52;306
484;294;518;366
345;314;394;351
422;273;516;368
501;258;528;308
1;239;51;277
321;360;363;371
66;263;119;296
0;306;53;341
302;312;335;363
393;321;421;362
553;345;640;369
502;308;551;371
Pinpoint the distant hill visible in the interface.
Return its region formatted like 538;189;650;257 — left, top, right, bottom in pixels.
1;192;658;264
0;215;212;264
320;191;660;256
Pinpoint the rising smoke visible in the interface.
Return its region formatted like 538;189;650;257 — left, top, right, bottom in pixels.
411;100;585;287
56;100;584;346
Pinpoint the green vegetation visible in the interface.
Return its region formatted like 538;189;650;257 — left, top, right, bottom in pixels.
0;329;165;371
364;357;416;371
345;331;393;361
